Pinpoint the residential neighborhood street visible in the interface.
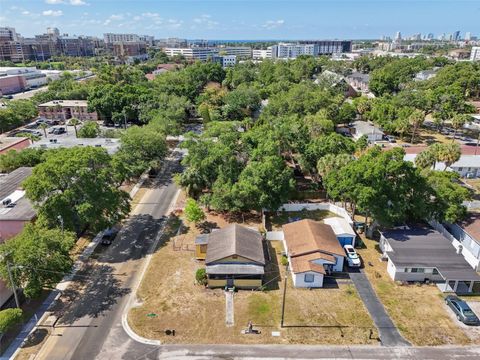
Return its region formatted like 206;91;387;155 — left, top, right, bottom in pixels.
28;153;182;360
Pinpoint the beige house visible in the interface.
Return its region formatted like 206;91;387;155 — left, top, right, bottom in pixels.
200;224;265;289
38;100;98;121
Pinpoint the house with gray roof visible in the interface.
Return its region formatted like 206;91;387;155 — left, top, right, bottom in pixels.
0;167;35;241
351;121;384;142
380;225;480;294
198;224;265;289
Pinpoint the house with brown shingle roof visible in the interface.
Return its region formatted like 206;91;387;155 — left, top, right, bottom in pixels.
200;224;265;289
282;219;345;288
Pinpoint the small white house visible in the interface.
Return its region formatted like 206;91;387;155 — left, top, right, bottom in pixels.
323;217;356;247
282;219;345;288
351;121;384;142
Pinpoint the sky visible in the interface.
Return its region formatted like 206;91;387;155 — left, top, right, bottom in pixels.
0;0;479;40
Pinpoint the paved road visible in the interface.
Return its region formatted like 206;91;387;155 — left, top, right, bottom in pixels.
350;270;410;347
31;153;181;360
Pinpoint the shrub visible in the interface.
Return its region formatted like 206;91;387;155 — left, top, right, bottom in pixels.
195;268;207;285
280;255;289;266
184;199;205;224
0;308;23;333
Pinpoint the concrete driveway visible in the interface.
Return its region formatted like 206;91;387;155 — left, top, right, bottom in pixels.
443;300;480;341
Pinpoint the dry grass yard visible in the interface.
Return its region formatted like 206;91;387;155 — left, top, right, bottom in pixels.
128;207;378;345
356;235;478;346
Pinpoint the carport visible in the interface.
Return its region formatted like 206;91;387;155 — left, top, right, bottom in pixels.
437;268;480;294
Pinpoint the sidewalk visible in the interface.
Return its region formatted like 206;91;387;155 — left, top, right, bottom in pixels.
1;172;149;360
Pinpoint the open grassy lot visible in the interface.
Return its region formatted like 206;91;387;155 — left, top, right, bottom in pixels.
268;209;335;230
128;210;378;345
356;235;477;346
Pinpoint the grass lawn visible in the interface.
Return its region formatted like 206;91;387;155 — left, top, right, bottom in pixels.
269;210;335;231
356;235;477;346
128;208;378;345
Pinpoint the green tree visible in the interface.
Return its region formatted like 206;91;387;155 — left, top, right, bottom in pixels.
23;147;130;234
184;198;206;224
113;125;168;180
409;109;425;143
425;170;470;223
451;113;471;141
437;143;461;170
0;308;23;334
68;118;81;138
39;123;49;138
415;148;437;169
0;224;75;298
0;148;46;173
317;153;352;179
77;121;100;138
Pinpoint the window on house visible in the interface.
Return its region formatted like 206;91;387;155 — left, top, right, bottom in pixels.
411;268;425;273
304;274;314;283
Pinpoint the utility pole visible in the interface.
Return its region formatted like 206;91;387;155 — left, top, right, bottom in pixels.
475;132;480;156
6;261;20;309
280;263;288;328
57;215;64;235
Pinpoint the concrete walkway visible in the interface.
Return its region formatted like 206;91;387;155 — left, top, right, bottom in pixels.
350;270;410;347
225;291;234;327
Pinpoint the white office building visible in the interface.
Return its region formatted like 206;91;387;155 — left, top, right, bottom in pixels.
252;49;272;60
471;47;480;61
271;43;316;59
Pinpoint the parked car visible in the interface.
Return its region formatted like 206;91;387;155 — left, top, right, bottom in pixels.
344;245;361;268
49;127;66;135
101;228;118;246
20;129;42;136
384;135;397;143
445;295;480;325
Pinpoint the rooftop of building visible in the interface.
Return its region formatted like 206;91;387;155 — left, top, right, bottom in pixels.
351;120;384;135
30;137;120;155
0;167;35;222
0;137;30;153
204;224;265;265
38;100;89;107
458;212;480;241
382;225;480;281
323;217;356;236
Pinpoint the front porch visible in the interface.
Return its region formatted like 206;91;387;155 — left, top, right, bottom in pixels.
437;279;480;294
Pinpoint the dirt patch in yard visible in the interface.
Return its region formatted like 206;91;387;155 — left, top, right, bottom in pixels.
128;212;378;345
357;234;475;346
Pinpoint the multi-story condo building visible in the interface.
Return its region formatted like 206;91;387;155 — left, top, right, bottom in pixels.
252;49;272;60
298;40;352;54
0;27;19;42
271;43;316;59
217;46;252;59
112;42;147;57
164;47;215;61
103;33;140;43
471;47;480;62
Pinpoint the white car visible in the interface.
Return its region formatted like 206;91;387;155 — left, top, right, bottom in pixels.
344;245;361;267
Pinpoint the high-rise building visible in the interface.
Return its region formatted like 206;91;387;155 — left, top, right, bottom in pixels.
0;27;18;41
103;33;140;43
453;30;461;41
395;31;402;41
465;32;472;41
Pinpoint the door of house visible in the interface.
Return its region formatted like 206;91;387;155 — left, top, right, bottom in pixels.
227;277;234;287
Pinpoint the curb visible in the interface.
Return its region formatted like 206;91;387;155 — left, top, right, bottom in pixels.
120;188;181;346
4;171;150;360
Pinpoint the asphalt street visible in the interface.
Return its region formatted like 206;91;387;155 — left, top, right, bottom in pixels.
32;153;181;360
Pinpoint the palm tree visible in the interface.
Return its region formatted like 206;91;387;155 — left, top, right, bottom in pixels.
409;109;425;144
68;118;80;138
451;113;471;141
415;148;436;170
437;143;461;170
39;123;48;138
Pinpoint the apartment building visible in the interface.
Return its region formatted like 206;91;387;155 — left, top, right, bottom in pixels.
164;47;215;61
38;100;98;121
103;33;140;43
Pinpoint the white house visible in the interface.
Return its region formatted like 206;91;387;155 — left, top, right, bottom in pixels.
282;219;345;288
405;153;480;179
445;213;480;271
323;217;356;247
379;225;480;294
351;121;384;142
